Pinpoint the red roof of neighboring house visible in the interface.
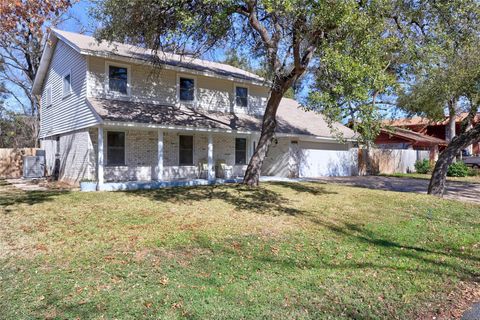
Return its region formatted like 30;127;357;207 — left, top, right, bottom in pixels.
380;127;447;146
384;113;480;127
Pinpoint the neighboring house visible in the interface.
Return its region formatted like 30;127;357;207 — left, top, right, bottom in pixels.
381;114;480;155
375;127;447;161
32;29;358;190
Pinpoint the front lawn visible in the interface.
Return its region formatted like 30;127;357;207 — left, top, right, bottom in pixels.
1;180;478;319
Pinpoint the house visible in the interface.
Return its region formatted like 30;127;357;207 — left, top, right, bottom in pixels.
381;114;480;155
32;29;358;190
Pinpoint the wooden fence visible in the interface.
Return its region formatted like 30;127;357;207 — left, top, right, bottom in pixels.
359;148;430;175
0;148;38;179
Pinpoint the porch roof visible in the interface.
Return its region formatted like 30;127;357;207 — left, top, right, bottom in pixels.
87;97;356;139
380;127;447;147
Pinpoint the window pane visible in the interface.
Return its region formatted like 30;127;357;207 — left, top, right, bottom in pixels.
179;135;193;165
63;74;71;95
46;86;52;106
235;138;247;164
179;77;195;101
236;87;248;107
107;132;125;165
109;66;128;94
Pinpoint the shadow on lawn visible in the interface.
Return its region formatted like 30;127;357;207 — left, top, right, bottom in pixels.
0;182;68;214
131;182;336;216
249;217;479;279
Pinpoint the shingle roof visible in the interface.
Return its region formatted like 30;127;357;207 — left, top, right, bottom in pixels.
384;113;480;127
88;97;357;140
52;29;265;84
381;127;447;146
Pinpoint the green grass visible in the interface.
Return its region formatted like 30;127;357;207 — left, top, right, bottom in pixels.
382;172;480;184
0;180;479;319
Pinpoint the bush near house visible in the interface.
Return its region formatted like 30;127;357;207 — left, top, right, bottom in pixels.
447;162;470;177
414;159;432;174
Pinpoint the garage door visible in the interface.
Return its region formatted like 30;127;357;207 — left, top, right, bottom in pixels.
295;142;358;177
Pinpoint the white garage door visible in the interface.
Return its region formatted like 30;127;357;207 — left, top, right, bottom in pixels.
298;147;358;178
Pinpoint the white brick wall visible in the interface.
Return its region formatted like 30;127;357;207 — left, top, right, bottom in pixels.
44;129;96;184
87;56;269;116
87;128;250;182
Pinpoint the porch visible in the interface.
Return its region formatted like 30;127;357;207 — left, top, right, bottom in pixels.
92;126;257;188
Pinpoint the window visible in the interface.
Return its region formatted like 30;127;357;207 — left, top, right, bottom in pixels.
45;86;52;107
107;131;125;166
179;77;195;101
235;138;247;165
63;72;71;96
179;135;193;165
108;65;128;94
235;86;248;107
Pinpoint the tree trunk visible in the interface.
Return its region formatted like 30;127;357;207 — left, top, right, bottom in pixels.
428;123;480;196
243;85;288;186
447;99;457;142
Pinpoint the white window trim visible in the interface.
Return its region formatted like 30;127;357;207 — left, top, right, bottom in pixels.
105;130;127;167
177;73;197;105
105;61;132;97
45;85;52;107
62;69;72;98
178;134;195;166
234;84;249;108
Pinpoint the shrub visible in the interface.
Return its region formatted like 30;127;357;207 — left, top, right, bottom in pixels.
447;162;469;177
414;159;431;174
468;167;480;177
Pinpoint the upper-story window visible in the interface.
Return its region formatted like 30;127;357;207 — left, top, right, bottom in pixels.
63;72;71;97
45;85;52;107
108;65;128;95
235;86;248;107
179;76;195;102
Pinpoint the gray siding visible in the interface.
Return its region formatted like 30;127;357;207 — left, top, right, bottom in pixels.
39;41;99;138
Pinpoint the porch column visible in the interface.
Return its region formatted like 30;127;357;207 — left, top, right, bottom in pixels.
156;129;164;180
97;127;104;189
207;133;215;181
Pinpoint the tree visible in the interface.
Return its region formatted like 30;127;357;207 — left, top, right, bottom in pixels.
0;0;73;146
394;0;480;196
222;48;254;72
92;0;395;186
398;44;480;195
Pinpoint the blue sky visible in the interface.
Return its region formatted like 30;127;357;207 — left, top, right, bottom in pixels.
62;1;96;34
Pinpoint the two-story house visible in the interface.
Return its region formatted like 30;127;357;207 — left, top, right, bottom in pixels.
32;29;358;190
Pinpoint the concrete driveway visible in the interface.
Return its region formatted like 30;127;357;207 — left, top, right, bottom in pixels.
313;176;480;204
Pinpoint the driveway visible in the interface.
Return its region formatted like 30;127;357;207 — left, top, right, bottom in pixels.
313;176;480;204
